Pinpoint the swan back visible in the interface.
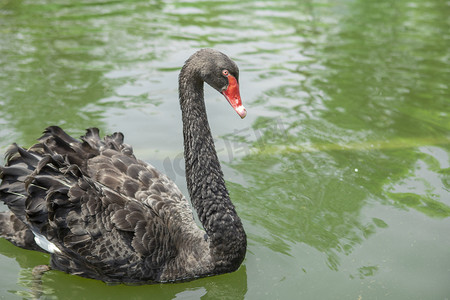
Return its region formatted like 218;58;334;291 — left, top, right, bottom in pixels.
0;126;212;282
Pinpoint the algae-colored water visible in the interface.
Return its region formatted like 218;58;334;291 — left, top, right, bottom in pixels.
0;0;449;299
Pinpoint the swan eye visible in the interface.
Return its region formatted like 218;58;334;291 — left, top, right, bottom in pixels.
222;69;229;77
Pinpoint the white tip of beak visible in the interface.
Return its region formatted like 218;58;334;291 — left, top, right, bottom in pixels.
236;105;247;119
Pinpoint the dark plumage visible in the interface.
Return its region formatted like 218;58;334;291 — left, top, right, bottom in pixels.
0;49;247;283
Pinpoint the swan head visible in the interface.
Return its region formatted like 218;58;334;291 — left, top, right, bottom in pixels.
188;49;247;119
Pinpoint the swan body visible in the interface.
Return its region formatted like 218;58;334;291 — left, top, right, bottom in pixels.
0;49;247;283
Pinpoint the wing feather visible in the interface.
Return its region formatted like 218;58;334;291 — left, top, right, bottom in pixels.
0;126;197;282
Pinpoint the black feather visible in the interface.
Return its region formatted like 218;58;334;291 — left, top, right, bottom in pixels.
0;49;247;284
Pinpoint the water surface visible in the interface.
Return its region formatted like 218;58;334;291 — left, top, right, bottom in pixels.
0;0;449;299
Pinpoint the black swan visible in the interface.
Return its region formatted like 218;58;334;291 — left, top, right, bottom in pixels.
0;49;247;283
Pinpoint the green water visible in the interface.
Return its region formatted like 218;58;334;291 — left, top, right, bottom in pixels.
1;0;449;299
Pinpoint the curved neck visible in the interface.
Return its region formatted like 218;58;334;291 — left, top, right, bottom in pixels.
179;65;246;272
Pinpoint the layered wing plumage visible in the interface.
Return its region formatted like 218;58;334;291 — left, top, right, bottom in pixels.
0;126;208;283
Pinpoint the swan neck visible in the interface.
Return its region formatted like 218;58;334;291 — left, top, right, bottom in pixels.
178;65;246;271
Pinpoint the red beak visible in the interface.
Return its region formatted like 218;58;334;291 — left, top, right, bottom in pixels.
222;75;247;119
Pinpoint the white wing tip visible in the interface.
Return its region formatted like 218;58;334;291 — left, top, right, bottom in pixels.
33;231;62;254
